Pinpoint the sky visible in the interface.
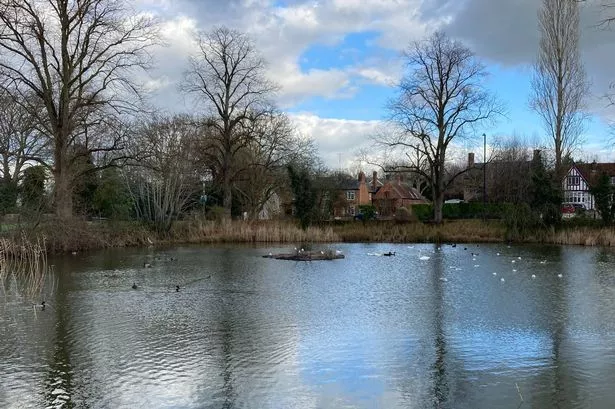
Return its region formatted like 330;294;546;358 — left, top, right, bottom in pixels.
136;0;615;169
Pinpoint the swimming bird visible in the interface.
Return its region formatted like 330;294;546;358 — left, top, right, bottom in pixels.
493;272;497;276
518;256;522;260
540;260;546;264
143;262;152;268
452;244;457;248
500;277;505;282
496;252;500;256
176;285;180;292
383;251;396;256
440;277;448;282
557;273;563;278
531;274;536;279
512;260;516;263
132;282;137;289
512;269;517;272
33;301;46;310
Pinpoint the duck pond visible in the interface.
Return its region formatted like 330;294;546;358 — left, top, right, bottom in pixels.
2;243;615;408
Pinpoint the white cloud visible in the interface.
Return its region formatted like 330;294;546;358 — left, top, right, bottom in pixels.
290;113;383;168
140;0;448;109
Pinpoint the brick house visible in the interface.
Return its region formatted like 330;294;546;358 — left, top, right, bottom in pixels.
331;171;373;218
372;174;429;217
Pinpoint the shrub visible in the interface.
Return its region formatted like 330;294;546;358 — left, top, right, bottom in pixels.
394;206;418;223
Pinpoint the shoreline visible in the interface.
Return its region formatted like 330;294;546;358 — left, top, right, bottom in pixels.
4;219;615;254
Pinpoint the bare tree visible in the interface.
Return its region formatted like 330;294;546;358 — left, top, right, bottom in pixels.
531;0;589;177
0;0;158;219
381;31;500;224
126;115;200;233
0;91;49;210
234;112;316;219
182;26;277;219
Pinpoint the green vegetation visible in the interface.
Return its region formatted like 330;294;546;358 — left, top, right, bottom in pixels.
589;172;615;225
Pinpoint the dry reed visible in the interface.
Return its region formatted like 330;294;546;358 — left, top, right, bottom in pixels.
0;234;50;299
171;219;340;243
331;220;506;243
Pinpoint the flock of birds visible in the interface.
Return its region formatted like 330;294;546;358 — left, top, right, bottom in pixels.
368;243;563;284
35;255;185;311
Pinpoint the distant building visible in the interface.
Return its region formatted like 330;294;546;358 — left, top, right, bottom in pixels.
372;174;429;217
562;162;615;211
463;150;539;203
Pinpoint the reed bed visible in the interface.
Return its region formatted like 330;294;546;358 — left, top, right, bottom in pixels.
331;220;507;243
0;234;51;299
171;219;340;243
542;227;615;247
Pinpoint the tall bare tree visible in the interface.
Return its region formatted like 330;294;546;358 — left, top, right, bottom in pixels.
234;112;315;219
0;91;49;210
0;0;157;219
126;115;200;233
531;0;589;177
182;26;277;218
382;31;500;224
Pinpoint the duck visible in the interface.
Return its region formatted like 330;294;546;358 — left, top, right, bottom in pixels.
143;262;152;268
34;301;46;310
132;282;138;290
383;251;396;256
531;274;536;279
175;285;180;292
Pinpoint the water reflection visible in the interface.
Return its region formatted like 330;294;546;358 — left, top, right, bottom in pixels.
1;243;615;408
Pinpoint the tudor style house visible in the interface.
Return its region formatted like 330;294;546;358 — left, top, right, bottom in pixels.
562;162;615;211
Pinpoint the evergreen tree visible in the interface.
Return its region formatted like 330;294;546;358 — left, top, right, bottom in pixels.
287;165;316;229
589;173;614;225
21;166;47;211
529;151;561;226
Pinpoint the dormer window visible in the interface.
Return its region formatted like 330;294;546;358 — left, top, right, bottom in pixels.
346;191;355;200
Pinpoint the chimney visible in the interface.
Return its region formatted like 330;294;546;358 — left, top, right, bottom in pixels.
358;171;366;183
372;171;378;191
468;152;475;168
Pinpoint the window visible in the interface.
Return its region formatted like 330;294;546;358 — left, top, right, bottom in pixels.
611;177;615;185
349;206;356;216
567;176;580;186
346;191;356;201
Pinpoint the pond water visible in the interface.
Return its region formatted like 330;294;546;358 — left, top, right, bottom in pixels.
2;243;615;408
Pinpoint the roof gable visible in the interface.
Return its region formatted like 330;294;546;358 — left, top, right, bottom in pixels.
571;163;615;186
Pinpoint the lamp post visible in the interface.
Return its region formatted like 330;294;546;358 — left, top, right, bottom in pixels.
483;133;486;220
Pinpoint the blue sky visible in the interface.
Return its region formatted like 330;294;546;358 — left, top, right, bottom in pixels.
142;0;615;168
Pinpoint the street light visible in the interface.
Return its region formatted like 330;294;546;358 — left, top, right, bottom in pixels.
483;133;486;220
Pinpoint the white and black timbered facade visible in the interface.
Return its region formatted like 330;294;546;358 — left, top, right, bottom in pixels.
562;163;615;211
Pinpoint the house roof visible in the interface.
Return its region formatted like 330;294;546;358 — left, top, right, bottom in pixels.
573;163;615;186
373;179;428;201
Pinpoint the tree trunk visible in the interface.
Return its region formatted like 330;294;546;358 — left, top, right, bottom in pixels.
54;168;73;219
222;169;232;219
433;186;445;224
